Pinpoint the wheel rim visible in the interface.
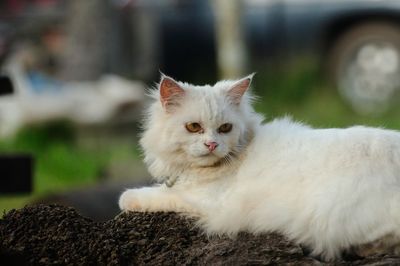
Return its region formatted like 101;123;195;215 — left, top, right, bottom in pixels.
338;41;400;114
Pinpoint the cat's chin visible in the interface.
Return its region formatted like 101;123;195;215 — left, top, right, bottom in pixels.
192;154;226;167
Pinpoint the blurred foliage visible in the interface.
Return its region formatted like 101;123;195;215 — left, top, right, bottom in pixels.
253;59;400;129
0;122;141;214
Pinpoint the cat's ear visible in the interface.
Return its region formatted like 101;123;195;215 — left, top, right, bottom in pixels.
159;76;185;111
227;74;254;105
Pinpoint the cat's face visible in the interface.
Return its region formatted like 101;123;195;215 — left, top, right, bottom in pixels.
147;75;252;167
162;91;246;166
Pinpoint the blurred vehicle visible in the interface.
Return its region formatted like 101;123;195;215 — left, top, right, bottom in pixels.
0;50;145;138
128;0;400;113
3;0;400;114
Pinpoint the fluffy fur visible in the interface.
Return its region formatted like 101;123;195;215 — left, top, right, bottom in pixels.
119;74;400;260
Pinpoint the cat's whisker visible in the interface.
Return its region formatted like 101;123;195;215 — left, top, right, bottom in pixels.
220;151;239;167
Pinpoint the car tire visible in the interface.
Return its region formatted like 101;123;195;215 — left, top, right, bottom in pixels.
328;22;400;114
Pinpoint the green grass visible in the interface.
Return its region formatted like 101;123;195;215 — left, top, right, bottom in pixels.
253;59;400;129
0;122;141;214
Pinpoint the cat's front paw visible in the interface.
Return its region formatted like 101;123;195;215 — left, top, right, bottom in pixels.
118;189;144;211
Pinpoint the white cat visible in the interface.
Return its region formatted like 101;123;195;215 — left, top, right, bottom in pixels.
119;74;400;261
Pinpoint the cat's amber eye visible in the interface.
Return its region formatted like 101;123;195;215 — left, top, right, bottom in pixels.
218;123;233;133
185;122;203;133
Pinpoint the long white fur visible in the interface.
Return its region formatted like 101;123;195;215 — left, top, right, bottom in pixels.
119;75;400;260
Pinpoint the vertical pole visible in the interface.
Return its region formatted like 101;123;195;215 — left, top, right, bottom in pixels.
211;0;247;79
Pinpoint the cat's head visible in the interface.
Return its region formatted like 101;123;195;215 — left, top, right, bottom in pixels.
140;74;263;180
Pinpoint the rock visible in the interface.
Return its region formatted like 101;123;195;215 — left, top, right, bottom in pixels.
0;204;399;265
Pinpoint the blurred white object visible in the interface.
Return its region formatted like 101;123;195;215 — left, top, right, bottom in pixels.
0;51;145;137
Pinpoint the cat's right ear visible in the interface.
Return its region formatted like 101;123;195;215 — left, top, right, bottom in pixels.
159;76;185;111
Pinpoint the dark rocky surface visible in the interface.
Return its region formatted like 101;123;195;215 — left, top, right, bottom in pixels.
1;204;399;265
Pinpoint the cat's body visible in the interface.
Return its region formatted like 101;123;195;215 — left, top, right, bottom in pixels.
119;75;400;260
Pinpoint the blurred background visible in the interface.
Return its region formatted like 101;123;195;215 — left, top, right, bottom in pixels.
1;0;400;220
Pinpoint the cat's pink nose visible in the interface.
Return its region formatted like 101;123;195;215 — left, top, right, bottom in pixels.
204;141;219;152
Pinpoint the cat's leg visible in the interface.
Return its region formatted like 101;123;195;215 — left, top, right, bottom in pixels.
119;185;199;214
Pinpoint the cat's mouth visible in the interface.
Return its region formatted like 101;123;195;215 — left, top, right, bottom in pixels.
189;147;231;166
193;151;222;164
199;151;215;157
198;150;222;158
196;151;236;168
194;150;233;166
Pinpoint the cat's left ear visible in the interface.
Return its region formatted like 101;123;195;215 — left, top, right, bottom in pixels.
227;73;254;105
